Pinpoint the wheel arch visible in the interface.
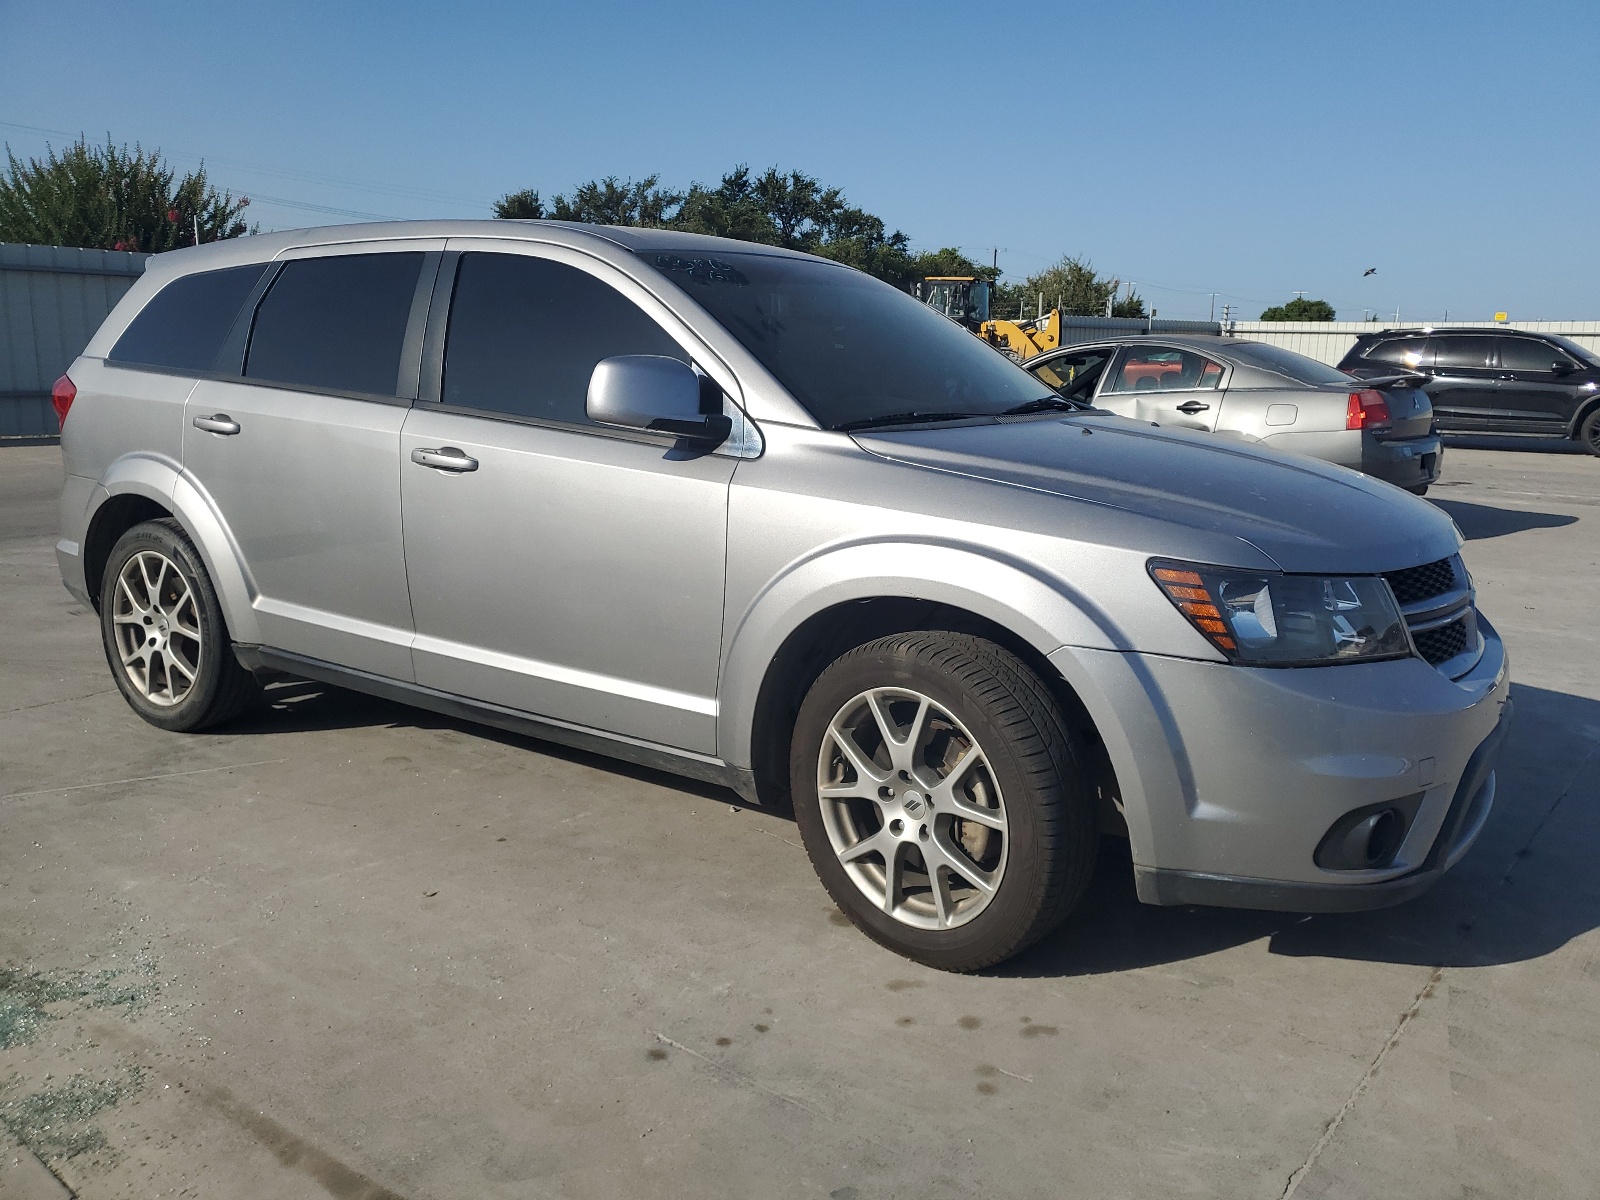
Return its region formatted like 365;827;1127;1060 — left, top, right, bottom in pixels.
83;455;261;643
1569;393;1600;441
722;546;1125;826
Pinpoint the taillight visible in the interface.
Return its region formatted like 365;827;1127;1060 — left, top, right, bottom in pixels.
51;374;76;429
1345;388;1390;430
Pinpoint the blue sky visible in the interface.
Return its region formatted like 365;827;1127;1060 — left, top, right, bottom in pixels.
3;0;1597;320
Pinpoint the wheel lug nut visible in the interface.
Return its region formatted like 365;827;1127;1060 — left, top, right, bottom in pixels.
889;818;904;835
919;825;929;840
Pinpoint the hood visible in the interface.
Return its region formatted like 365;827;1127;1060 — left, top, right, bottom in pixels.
853;414;1461;575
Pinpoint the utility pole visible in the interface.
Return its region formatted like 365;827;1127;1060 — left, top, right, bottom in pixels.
1293;290;1307;300
1209;293;1217;321
193;212;201;246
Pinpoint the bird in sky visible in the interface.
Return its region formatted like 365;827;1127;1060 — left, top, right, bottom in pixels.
1363;267;1377;276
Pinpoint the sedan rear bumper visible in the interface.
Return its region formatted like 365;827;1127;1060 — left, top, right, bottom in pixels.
1364;431;1443;489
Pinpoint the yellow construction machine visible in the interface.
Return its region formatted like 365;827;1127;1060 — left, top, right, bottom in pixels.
915;277;992;331
977;309;1063;361
915;275;1068;361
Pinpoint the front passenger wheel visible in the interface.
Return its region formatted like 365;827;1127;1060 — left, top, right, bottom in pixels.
100;519;260;732
790;632;1097;972
1579;407;1600;457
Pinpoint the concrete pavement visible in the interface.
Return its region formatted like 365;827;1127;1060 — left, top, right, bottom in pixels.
1;441;1596;1199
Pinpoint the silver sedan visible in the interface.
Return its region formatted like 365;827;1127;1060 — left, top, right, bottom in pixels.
1026;334;1442;493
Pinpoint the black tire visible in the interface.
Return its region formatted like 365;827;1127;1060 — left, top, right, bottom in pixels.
1405;484;1430;496
1579;407;1600;457
99;518;260;732
790;632;1097;972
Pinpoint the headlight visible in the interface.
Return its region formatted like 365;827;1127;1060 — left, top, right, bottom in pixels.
1149;559;1412;666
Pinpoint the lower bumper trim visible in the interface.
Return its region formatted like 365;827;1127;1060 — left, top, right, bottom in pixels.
1133;863;1443;912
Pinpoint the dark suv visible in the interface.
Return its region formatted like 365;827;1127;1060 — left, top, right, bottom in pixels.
1339;328;1600;455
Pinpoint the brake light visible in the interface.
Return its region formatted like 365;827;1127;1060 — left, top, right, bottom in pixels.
1345;388;1390;430
51;374;76;429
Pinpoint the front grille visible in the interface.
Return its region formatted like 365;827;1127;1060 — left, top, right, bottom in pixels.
1383;557;1458;606
1384;555;1479;675
1413;618;1470;666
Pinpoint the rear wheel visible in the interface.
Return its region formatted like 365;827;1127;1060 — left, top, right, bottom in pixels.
1579;407;1600;457
100;519;260;731
790;632;1097;972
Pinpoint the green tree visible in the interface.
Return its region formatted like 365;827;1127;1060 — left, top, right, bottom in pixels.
492;165;924;287
0;137;251;252
995;256;1143;320
907;247;998;283
491;188;544;219
1259;297;1336;321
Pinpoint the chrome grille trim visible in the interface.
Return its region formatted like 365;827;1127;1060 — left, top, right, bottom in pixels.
1383;554;1484;679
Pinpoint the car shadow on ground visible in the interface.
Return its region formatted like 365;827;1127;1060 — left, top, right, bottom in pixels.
1428;497;1577;540
1004;683;1600;978
235;680;744;804
235;678;1599;979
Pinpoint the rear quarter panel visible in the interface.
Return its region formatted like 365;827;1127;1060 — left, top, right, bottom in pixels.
1219;385;1363;469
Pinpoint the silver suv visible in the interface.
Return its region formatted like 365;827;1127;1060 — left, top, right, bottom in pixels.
55;222;1511;971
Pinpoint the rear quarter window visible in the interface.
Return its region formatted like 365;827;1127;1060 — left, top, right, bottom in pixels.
245;253;425;397
108;263;268;372
1364;337;1433;368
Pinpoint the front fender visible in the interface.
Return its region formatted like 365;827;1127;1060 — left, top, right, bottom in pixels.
716;538;1126;770
88;452;262;645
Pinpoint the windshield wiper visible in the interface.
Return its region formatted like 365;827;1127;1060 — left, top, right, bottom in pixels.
1000;395;1086;416
834;410;987;432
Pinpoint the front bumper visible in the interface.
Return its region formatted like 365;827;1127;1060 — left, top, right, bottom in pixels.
1134;699;1509;910
1051;614;1510;912
1364;431;1443;488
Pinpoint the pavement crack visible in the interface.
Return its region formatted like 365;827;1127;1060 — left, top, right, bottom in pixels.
0;688;116;716
1278;966;1443;1200
1500;739;1599;886
1;758;289;800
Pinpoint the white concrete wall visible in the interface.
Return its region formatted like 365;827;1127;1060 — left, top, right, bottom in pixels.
1226;321;1600;366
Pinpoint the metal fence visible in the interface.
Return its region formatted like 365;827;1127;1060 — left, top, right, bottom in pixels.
0;243;149;438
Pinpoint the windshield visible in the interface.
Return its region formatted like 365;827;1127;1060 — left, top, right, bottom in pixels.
1225;340;1354;385
644;250;1047;429
1546;333;1600;366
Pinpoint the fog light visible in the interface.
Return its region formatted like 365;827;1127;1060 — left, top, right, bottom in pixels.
1315;796;1422;871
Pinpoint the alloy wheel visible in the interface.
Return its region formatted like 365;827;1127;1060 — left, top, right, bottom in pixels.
110;550;203;707
816;687;1008;930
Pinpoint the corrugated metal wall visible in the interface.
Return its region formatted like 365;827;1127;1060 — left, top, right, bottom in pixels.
1225;320;1600;366
0;243;148;437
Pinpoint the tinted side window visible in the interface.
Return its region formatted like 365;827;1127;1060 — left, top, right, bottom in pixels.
442;253;687;425
1497;337;1568;372
108;263;268;372
1031;347;1113;399
245;253;424;396
1432;335;1495;370
1365;337;1433;367
1107;346;1223;393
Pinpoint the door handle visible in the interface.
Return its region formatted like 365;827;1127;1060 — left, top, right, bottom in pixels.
1175;400;1211;414
1497;373;1516;380
411;446;479;472
193;414;241;435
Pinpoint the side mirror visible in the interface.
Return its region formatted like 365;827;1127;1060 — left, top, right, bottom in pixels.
587;355;731;445
1551;360;1576;376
